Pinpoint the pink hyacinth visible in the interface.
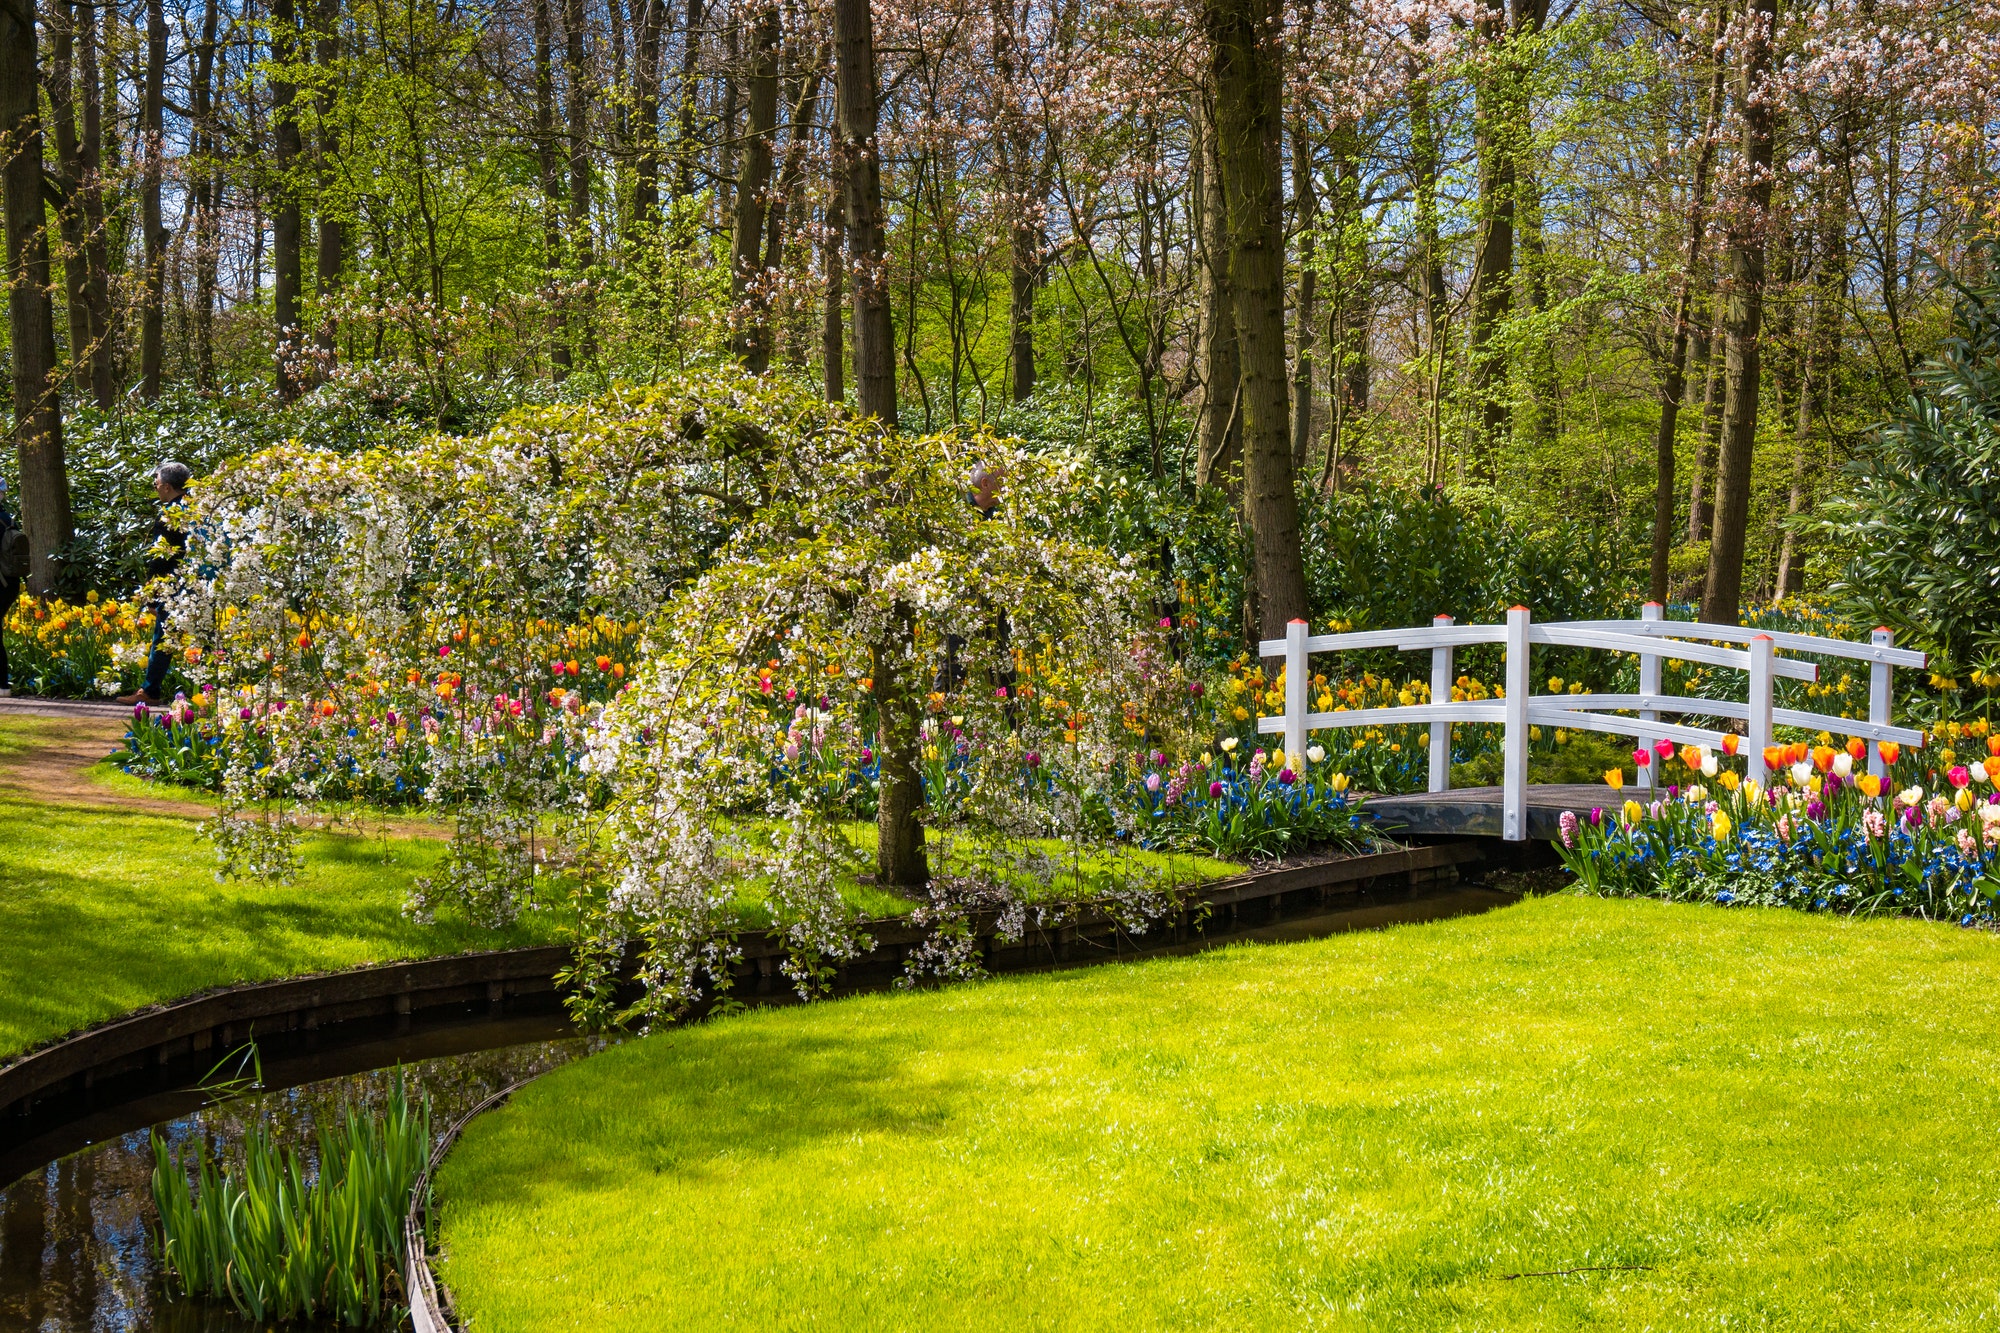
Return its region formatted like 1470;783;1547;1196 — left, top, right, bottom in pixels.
1558;809;1578;848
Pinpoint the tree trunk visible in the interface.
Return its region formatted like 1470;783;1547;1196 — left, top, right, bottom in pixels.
271;0;305;397
822;184;845;402
716;16;740;221
993;0;1037;404
1700;0;1779;626
869;612;927;890
46;0;90;382
633;0;662;228
1288;57;1317;474
1465;0;1519;479
192;0;221;388
1648;3;1728;601
1320;114;1367;491
3;0;75;592
1194;96;1240;491
672;0;705;208
313;0;344;368
565;0;596;365
1687;297;1725;544
1205;0;1308;637
834;0;917;886
139;0;166;399
1409;31;1448;485
833;0;893;425
70;0;114;405
1777;115;1849;599
730;1;779;373
533;0;570;379
766;57;823;366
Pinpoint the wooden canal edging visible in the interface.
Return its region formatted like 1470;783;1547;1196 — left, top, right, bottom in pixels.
0;837;1500;1187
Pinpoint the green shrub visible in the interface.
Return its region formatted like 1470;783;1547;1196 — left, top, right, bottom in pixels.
1816;245;2000;675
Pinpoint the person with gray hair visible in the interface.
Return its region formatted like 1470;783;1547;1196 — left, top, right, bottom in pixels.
117;461;193;706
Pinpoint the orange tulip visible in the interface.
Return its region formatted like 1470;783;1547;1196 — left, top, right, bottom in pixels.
1987;735;2000;759
1846;737;1867;762
1858;773;1882;798
1790;741;1811;764
1811;745;1837;772
1722;734;1741;756
1763;746;1785;771
1877;741;1901;765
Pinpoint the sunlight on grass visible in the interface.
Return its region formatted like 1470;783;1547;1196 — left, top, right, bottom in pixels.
0;796;552;1058
440;894;2000;1331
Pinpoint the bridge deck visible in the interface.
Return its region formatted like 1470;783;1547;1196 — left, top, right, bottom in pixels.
1365;784;1626;840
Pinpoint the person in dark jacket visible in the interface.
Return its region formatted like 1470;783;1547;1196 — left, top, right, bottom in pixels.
117;461;192;706
0;477;22;697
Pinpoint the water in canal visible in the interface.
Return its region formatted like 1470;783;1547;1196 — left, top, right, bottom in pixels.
0;1036;597;1331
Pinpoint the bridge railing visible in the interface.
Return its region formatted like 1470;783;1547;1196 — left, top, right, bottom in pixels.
1256;603;1927;841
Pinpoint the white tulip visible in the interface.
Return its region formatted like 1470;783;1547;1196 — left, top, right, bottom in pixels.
1700;754;1718;777
1219;737;1238;752
1791;761;1813;785
1307;745;1326;764
1973;761;1990;783
1833;752;1853;777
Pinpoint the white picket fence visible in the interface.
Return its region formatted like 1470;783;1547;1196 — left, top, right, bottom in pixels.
1256;604;1928;841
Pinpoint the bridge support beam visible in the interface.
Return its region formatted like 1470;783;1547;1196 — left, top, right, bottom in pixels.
1747;634;1774;779
1869;628;1894;782
1428;614;1454;793
1503;606;1530;841
1637;602;1661;789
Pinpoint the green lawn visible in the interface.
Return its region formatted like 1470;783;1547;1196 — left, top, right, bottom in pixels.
438;894;2000;1331
0;793;556;1059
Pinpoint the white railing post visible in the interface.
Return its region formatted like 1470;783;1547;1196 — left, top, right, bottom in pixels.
1429;613;1454;793
1503;606;1530;841
1284;618;1309;772
1637;601;1662;789
1748;634;1774;777
1869;627;1894;781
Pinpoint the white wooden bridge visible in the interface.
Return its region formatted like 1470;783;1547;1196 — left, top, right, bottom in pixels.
1258;604;1928;841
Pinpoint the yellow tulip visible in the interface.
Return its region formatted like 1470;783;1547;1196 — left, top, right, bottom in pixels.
1603;768;1624;789
1712;811;1732;839
1623;799;1644;825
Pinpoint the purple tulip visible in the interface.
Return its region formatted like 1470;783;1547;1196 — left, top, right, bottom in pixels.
1025;751;1041;768
1209;781;1224;798
1278;768;1296;785
1806;798;1827;820
859;747;873;763
1589;807;1603;825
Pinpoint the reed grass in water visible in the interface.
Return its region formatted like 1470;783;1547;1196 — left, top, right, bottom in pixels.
149;1073;431;1325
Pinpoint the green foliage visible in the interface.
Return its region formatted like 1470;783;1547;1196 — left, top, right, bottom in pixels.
1817;248;2000;673
150;1073;431;1324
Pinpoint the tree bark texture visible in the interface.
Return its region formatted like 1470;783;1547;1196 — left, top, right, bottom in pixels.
564;0;596;365
1288;75;1317;474
313;0;345;368
1204;0;1308;637
822;183;845;402
533;0;570;378
271;0;305;397
833;0;894;425
1194;97;1240;491
139;0;167;399
1701;0;1778;625
3;0;75;592
730;1;779;373
1648;7;1727;602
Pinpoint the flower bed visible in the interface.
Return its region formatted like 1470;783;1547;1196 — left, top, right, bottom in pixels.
3;593;160;698
1557;730;2000;924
